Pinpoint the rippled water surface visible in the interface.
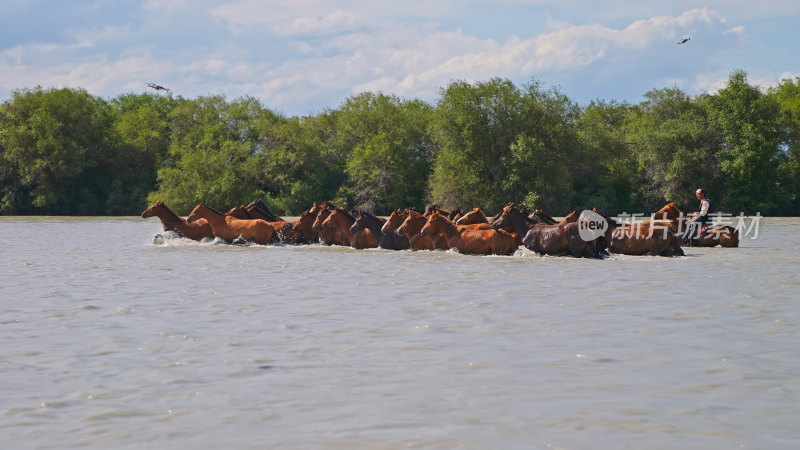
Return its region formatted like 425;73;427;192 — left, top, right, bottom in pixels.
1;217;799;449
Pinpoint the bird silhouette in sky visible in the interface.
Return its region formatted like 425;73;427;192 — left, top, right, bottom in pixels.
146;82;170;92
677;36;691;45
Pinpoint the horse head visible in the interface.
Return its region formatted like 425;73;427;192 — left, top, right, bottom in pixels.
563;210;580;223
455;207;487;225
312;203;334;231
382;209;407;234
420;211;441;237
186;202;207;223
350;210;367;234
141;200;164;218
654;202;681;220
397;210;423;236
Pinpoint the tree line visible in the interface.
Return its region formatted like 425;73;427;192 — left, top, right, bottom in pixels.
1;70;798;216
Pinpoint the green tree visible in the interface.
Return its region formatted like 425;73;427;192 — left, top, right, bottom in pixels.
705;70;781;213
336;93;434;213
574;100;639;213
504;82;581;213
254;111;343;214
0;87;112;214
106;93;182;214
626;88;722;212
428;78;525;211
148;95;283;213
769;76;800;214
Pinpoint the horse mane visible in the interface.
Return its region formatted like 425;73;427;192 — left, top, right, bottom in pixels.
200;202;226;217
360;210;382;223
508;205;538;225
335;207;356;223
157;202;181;222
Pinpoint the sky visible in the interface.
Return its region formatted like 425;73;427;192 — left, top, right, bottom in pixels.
1;0;799;116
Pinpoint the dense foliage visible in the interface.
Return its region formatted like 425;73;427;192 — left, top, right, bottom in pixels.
2;71;799;216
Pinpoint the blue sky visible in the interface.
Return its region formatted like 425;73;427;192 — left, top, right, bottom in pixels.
1;0;798;116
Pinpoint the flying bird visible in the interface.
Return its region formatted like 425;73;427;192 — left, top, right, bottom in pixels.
677;36;691;45
146;82;170;92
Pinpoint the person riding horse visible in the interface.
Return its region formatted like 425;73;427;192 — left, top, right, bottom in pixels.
684;188;711;246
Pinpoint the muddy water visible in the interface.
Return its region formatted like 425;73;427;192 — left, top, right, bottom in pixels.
1;217;799;448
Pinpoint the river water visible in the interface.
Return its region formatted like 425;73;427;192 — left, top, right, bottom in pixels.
1;216;799;449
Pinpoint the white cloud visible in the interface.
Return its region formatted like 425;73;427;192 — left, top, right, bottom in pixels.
3;1;796;115
724;25;746;35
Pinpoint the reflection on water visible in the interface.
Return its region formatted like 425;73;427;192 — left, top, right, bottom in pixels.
1;217;799;448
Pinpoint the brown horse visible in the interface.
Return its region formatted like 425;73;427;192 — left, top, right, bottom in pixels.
529;209;558;225
654;203;739;247
420;211;517;255
454;207;492;227
227;204;298;243
382;209;409;236
289;202;323;244
351;210;410;250
186;202;274;245
225;205;253;219
494;204;598;257
396;209;448;251
589;210;677;256
246;199;283;222
312;202;340;245
141;201;215;241
320;207;378;248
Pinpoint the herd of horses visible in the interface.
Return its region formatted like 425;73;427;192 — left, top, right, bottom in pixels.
141;199;740;258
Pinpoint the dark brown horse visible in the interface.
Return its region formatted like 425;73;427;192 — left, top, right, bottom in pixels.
493;204;598;257
529;209;558;225
141;201;215;241
186;202;274;245
351;210;410;250
653;203;739;247
420;211;517;255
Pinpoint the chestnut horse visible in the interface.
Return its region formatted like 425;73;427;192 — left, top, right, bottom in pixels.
654;203;739;247
226;204;297;244
320;207;377;248
397;209;451;251
454;207;491;226
382;209;409;237
420;211;517;255
312;202;340;245
289;202;324;244
141;201;214;241
186;202;274;245
591;210;677;256
493;204;598;258
245;199;283;222
351;210;409;250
